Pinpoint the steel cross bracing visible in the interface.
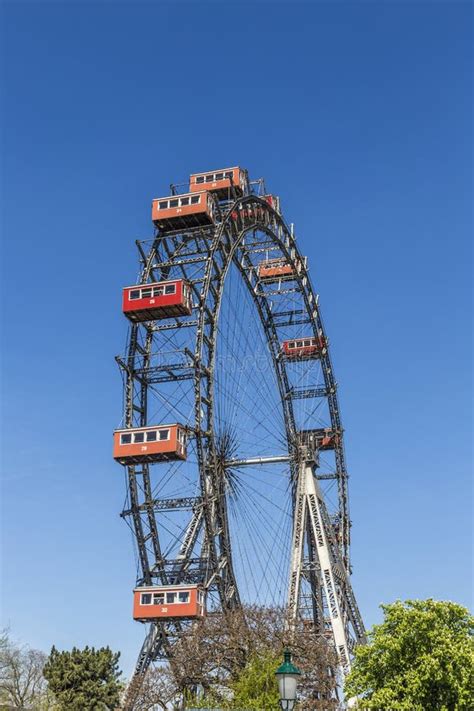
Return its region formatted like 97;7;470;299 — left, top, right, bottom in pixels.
118;179;363;710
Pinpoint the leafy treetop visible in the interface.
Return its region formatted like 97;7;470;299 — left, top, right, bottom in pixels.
344;599;474;711
43;645;122;711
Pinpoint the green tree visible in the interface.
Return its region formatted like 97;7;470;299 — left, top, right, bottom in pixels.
345;599;474;711
43;645;122;711
230;651;280;710
187;651;280;710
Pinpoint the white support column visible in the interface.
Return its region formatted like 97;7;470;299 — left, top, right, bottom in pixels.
304;463;351;670
286;457;365;681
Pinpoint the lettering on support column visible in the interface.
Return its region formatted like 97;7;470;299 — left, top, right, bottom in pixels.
323;569;338;618
308;494;324;546
294;495;305;548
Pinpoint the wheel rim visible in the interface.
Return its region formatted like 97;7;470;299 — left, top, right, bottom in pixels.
119;185;360;706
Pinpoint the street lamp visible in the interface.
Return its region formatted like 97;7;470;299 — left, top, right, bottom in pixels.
275;649;301;711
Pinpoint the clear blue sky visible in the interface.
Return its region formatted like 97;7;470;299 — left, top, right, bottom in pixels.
1;1;472;677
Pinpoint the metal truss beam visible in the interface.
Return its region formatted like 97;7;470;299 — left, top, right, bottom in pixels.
286;386;329;399
121;496;202;517
154;556;206;567
151;254;209;269
150;319;200;331
271;308;306;319
257;286;302;296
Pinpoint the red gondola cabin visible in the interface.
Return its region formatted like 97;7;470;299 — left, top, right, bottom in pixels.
258;257;304;281
300;428;340;451
152;191;216;230
189;167;246;197
313;428;340;450
133;584;205;621
113;424;187;464
231;194;280;224
263;194;280;213
282;337;327;360
122;279;193;322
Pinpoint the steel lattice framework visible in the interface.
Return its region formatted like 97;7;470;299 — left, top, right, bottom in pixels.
116;172;366;709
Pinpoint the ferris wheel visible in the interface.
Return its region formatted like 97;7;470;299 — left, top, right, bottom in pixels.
114;167;366;709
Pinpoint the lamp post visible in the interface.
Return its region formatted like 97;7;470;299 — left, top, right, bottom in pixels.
275;649;301;711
